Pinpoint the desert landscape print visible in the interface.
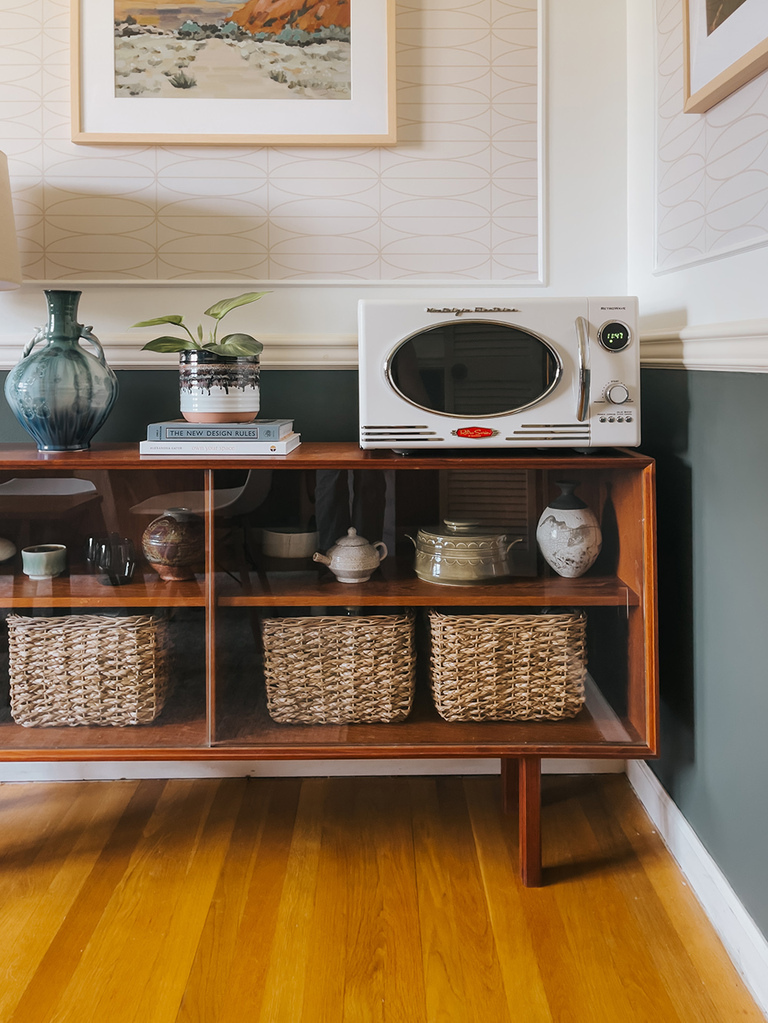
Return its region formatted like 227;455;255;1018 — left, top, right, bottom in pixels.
114;0;351;100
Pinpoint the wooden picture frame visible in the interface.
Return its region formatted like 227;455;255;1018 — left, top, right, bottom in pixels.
683;0;768;114
71;0;396;145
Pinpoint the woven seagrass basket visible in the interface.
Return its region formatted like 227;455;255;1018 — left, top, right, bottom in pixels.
6;613;171;727
261;611;416;724
427;609;587;721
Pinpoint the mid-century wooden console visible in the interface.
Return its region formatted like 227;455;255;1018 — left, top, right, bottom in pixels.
0;443;658;886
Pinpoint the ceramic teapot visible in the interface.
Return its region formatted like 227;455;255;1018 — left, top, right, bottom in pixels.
313;527;387;583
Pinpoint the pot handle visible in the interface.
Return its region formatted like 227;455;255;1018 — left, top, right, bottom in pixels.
374;541;388;563
21;327;47;359
505;538;523;554
404;534;416;549
79;326;108;366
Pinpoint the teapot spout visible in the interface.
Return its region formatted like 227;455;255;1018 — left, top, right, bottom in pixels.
312;552;331;566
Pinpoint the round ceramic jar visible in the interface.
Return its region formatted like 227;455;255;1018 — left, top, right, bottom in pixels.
406;520;519;585
141;507;205;582
0;537;16;562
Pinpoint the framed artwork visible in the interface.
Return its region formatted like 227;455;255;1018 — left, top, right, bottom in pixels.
684;0;768;113
71;0;395;145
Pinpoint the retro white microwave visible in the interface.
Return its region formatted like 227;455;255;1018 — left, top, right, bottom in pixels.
358;297;640;450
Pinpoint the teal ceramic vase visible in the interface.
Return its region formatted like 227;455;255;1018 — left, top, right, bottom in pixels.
4;290;118;451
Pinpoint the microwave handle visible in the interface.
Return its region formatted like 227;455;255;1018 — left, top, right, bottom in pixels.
575;316;591;422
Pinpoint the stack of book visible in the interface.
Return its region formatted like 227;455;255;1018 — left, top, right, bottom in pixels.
139;419;300;455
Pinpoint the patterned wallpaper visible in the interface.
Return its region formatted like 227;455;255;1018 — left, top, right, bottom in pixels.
656;0;768;272
0;0;540;282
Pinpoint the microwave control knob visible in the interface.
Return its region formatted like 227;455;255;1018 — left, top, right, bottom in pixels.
605;383;630;405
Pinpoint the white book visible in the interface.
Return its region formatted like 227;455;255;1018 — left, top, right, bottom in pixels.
139;432;301;456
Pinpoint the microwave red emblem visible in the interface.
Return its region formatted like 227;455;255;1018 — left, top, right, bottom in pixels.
453;427;498;439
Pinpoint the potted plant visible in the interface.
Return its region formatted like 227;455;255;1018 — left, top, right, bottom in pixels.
132;291;268;423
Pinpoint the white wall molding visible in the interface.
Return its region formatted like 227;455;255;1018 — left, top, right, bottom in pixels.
4;321;766;374
627;761;768;1018
640;320;768;373
4;323;766;374
0;333;359;372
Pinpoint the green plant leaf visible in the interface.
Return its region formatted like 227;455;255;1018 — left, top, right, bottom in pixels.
205;334;263;357
141;336;201;353
204;292;269;321
131;315;185;328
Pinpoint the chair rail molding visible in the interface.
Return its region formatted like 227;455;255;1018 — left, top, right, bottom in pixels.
4;320;766;373
0;333;360;371
640;320;768;373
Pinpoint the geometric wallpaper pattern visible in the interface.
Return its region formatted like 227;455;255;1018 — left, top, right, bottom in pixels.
0;0;540;281
655;0;768;273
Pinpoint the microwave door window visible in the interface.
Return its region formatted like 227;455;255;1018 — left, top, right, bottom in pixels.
389;322;559;417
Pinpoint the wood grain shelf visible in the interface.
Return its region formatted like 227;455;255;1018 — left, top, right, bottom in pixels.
216;561;640;608
0;677;642;759
212;676;643;757
0;568;205;608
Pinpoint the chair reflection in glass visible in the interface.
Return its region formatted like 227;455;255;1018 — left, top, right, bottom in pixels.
0;476;103;553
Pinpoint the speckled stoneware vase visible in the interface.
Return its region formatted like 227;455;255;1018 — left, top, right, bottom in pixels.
141;507;205;582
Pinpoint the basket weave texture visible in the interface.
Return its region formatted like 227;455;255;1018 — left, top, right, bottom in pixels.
261;612;416;724
7;614;171;727
428;610;587;721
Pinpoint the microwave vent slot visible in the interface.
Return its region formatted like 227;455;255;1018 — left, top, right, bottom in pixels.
439;469;537;576
361;426;445;443
509;423;590;442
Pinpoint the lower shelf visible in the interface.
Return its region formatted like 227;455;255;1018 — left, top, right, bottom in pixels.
0;675;648;759
212;674;646;757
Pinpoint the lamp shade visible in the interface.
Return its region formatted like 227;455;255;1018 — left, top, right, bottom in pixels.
0;151;22;290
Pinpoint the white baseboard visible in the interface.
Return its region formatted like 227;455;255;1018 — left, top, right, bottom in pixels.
0;757;625;783
627;761;768;1019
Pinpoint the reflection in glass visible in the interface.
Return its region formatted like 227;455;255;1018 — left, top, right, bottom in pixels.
388;321;559;416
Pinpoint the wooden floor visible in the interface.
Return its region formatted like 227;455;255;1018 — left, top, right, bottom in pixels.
0;774;762;1023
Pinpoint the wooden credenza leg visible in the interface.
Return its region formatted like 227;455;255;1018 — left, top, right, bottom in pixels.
500;756;519;814
519;755;543;887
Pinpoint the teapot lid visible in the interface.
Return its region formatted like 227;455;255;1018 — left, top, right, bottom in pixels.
332;527;371;547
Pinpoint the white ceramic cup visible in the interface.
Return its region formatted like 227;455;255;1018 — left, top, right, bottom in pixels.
21;544;67;580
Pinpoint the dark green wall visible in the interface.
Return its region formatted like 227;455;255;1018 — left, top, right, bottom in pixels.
0;370;360;444
641;368;768;937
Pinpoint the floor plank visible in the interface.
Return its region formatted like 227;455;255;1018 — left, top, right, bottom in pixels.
0;774;762;1023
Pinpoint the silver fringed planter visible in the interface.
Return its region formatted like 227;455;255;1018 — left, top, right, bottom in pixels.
179;350;260;424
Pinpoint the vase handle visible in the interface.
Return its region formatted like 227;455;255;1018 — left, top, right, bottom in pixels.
21;327;47;359
79;326;108;365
